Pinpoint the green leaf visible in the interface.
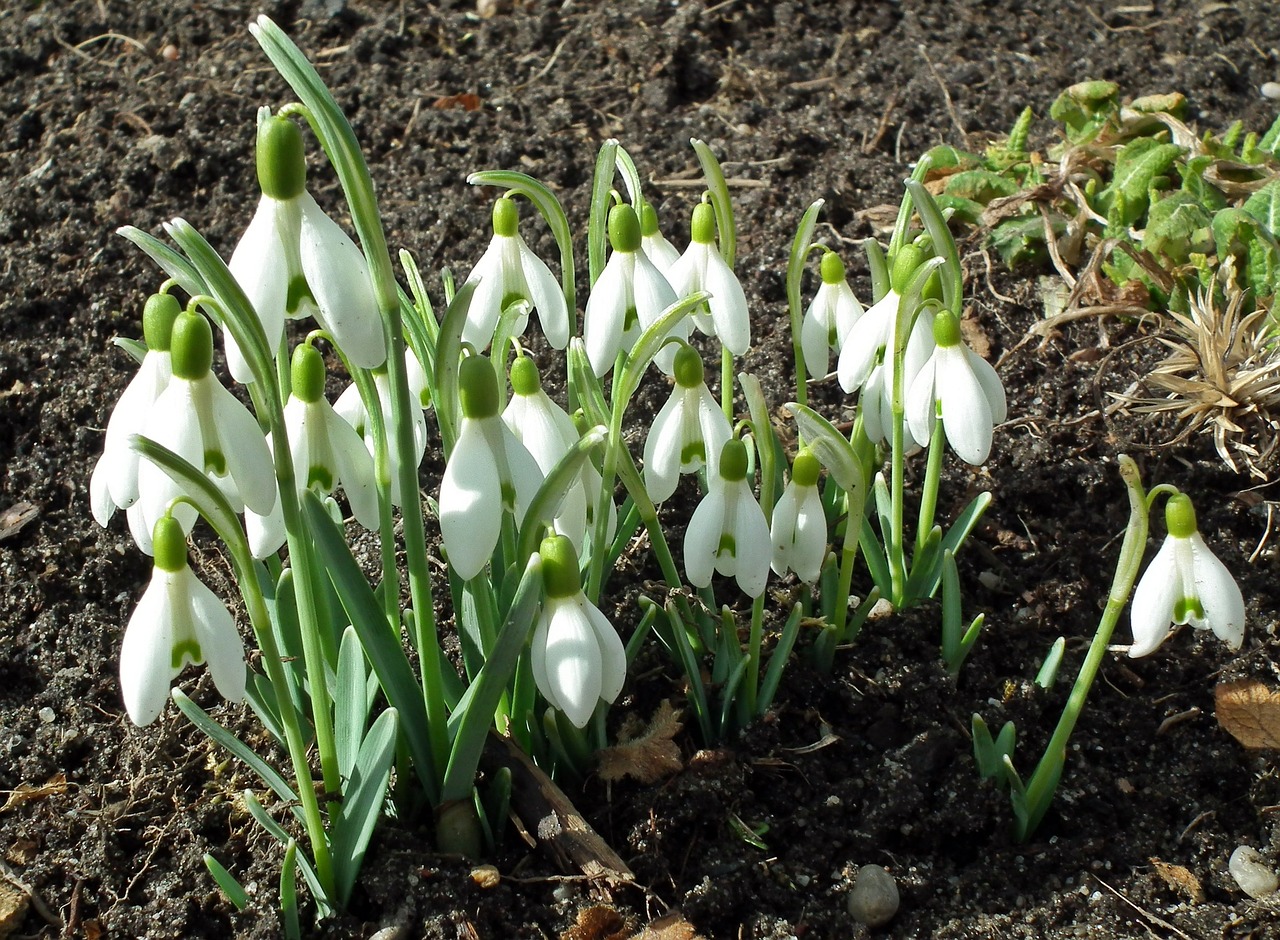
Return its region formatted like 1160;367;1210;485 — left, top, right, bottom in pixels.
203;854;249;911
933;194;986;227
943;169;1020;204
919;145;982;172
1035;636;1066;689
987;213;1058;267
1048;80;1118;144
783;401;864;497
281;839;301;940
1100;138;1184;224
691;138;736;268
241;792;331;916
1258;112;1280;157
1243;179;1280;236
116;225;206;298
332;707;398;907
334;626;372;786
1141;191;1213;263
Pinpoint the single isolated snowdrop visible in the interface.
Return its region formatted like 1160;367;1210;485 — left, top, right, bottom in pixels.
584;203;683;377
685;438;772;597
801;250;863;379
246;343;379;557
770;448;829;584
531;535;627;729
461;197;570;352
133;311;276;555
91;291;179;528
119;513;246;726
226;114;386;383
643;344;733;503
639;203;682;277
439;354;543;580
667;201;751;356
1129;492;1245;658
502;355;589;551
906;308;1007;465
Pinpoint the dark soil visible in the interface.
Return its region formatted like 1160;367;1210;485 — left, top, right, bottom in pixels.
3;1;1280;937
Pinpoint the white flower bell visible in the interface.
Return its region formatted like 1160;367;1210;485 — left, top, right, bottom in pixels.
1129;492;1245;657
667;202;751;356
439;354;543;580
133;311;276;555
91;291;179;527
584;203;683;377
531;535;627;729
461;197;569;352
684;439;772;597
227;115;386;382
801;250;863;379
770;449;829;584
906;308;1007;465
643;344;733;503
119;514;246;726
639;203;682;277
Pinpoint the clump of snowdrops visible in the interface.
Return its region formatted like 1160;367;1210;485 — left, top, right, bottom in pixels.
87;16;1247;927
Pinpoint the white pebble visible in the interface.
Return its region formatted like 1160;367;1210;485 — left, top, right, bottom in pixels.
1261;82;1280;101
847;864;899;927
1229;846;1278;899
38;707;55;723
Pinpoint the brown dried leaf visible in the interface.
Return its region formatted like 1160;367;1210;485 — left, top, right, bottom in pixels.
1150;857;1205;903
0;880;29;940
597;701;684;784
0;502;38;542
1215;680;1280;749
1;773;68;814
560;904;630;940
631;912;705;940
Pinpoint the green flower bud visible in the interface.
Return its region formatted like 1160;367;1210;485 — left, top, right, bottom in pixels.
608;204;642;253
492;197;519;238
672;344;704;388
932;309;961;347
792;448;821;487
719;438;749;482
690;202;716;245
256;116;306;201
540;534;582;599
640;203;662;237
151;514;189;573
889;243;925;295
1165;492;1198;539
170;311;213;380
291;343;325;403
458;355;500;419
819;250;846;285
142;292;182;353
510;355;541;396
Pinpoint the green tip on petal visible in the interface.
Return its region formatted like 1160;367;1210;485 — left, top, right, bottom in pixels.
608;204;642;253
1165;492;1198;539
719;439;749;481
690;202;716;245
152;515;189;573
492;197;519;238
932;309;962;347
672;344;705;388
819;250;846;285
291;343;326;403
458;354;500;419
640;203;662;236
170;311;214;380
889;242;925;295
540;534;582;599
256;116;306;201
792;449;821;487
510;355;541;396
142;292;182;353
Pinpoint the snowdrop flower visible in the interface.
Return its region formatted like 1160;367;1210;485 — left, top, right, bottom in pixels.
801;250;863;379
667;202;750;356
531;535;626;729
461;197;569;352
1129;492;1245;657
770;449;828;583
91;291;180;527
133;311;276;555
502;356;589;551
906;308;1006;465
246;344;379;557
685;439;772;597
334;347;429;507
584;203;684;377
226;115;385;383
439;354;543;580
643;344;733;503
119;514;245;726
639;203;681;277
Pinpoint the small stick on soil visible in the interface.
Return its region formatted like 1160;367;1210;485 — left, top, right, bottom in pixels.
917;45;969;148
862;92;899;156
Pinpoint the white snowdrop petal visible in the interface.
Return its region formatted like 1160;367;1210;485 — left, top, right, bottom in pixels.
327;404;380;529
518;238;570;348
543;598;603;728
137;382;204;543
1129;538;1180;657
227;197;292;383
643;392;686;503
210;380;277;515
704;250;750;355
731;483;772;597
792;487;829;584
801;288;833;379
245;493;287;560
1189;533;1246;649
104;352;172;509
439;420;503;581
584;259;630;376
187;572;246;704
90;455;118;528
694;388;733;472
684;489;726;588
770;485;801;578
583;597;627;705
530;611;560;713
461;243;506;350
119;572;178;726
905;357;939;449
937;348;994;466
966;348;1008;425
297;194;386;370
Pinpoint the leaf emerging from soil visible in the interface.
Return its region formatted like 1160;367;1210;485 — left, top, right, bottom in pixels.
1214;679;1280;749
597;700;684;784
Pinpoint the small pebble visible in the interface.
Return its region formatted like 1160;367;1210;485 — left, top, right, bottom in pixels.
847;864;899;927
469;864;500;889
38;707;55;723
1229;846;1278;899
1261;82;1280;101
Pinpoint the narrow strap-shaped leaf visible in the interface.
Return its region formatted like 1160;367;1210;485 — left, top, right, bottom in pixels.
241;792;330;915
116;225;205;298
588;140;619;287
664;600;712;744
786;199;824;398
281;839;302;940
332;707;398;907
758;603;804;714
1035;636;1066;690
203;853;249;911
335;626;371;784
690;138;736;269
